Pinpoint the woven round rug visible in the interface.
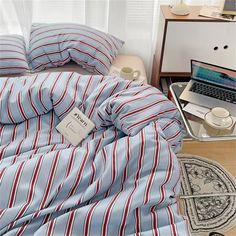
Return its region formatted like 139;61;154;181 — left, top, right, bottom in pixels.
177;154;236;236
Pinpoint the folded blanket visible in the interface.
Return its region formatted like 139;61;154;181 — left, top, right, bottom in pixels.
0;72;188;235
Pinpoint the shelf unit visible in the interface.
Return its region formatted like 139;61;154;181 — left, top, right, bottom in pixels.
151;5;236;88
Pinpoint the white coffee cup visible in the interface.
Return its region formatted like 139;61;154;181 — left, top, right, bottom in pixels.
204;107;233;129
120;67;141;81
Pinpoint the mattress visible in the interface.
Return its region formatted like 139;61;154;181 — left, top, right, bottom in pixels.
0;55;148;83
0;72;188;235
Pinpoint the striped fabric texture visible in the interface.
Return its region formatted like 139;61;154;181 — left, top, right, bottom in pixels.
28;23;124;75
0;35;29;76
0;72;189;235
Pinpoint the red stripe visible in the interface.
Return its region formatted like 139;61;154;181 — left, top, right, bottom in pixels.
119;131;145;236
8;155;44;230
87;84;106;118
55;144;89;212
120;99;166;121
0;43;24;50
31;26;116;50
157;145;173;206
47;148;77;211
88;137;103;187
127;114;157;131
39;151;61;210
0;78;9;99
14;139;24;156
166;130;181;142
83;201;99;236
0;168;7;188
27;75;41;116
157;107;178;116
32;116;41;150
82;76;93;102
119;138;131;236
102;193;120;236
46;218;56;236
38;73;51;111
59;76;81;116
0;209;6;220
0;38;23;44
151;205;159;236
7;84;16;123
17;93;28;120
71;47;109;70
31;40;112;64
135;208;141;234
0;57;26;62
162;120;176;131
0;50;24;55
135;131;145;234
53;72;73;107
8;162;25;208
11;125;17;142
114;89;154;113
15;222;28;236
47;113;54;145
143;122;159;204
34;56;70;71
31;32;112;53
65;210;76;236
0;123;18;160
0;66;28;70
58;75;81;117
167;206;178;236
104;131;118;198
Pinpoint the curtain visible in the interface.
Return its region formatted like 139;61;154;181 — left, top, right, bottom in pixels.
0;0;222;79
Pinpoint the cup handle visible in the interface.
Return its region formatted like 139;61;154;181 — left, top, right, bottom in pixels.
132;70;141;80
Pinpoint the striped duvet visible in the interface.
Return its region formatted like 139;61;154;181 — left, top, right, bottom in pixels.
0;72;189;235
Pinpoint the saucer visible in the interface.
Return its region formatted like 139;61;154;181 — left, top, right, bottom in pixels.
204;111;234;130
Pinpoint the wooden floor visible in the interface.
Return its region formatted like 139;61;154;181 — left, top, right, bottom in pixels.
180;140;236;236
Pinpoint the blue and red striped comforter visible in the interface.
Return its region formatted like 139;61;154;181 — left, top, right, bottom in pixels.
0;72;189;235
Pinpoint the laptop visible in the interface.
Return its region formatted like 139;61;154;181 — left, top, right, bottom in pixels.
180;60;236;116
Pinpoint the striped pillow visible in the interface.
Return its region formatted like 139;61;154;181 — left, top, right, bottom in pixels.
0;35;29;76
28;23;124;75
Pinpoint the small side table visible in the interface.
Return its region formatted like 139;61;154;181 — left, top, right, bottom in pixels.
170;82;236;141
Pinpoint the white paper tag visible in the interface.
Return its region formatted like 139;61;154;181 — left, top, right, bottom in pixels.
56;107;95;146
183;103;210;119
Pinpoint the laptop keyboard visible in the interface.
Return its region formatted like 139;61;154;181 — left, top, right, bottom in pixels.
190;82;236;104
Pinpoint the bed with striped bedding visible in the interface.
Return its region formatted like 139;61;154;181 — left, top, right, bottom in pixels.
0;72;189;235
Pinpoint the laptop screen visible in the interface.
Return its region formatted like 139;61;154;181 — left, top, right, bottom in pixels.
191;60;236;90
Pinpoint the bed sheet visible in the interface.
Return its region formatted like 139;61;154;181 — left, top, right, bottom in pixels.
0;72;188;235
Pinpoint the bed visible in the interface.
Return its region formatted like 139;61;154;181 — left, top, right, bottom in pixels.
0;23;189;235
0;71;189;235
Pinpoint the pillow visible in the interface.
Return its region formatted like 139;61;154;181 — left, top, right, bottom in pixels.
0;35;29;76
28;23;124;75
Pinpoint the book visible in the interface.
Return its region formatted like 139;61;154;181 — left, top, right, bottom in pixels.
160;77;172;96
160;77;169;96
222;0;236;15
199;6;236;21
